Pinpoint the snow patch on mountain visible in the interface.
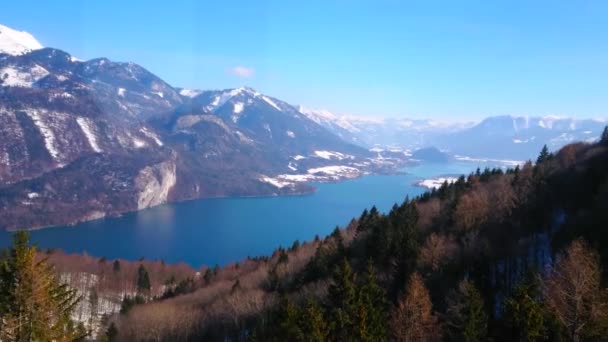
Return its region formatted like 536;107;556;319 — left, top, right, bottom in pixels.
140;127;163;146
26;110;60;161
313;150;352;160
0;24;43;55
179;88;202;98
262;96;281;111
0;64;49;87
286;130;295;138
76;117;102;153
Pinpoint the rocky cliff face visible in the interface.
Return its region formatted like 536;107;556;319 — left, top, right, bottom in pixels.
135;158;177;210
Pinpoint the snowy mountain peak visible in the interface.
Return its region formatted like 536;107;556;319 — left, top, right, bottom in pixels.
0;24;43;56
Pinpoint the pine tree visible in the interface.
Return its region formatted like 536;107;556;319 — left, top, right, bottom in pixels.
0;231;86;341
445;279;487;342
301;299;330;342
602;126;608;145
112;259;121;273
536;145;550;164
358;260;388;341
504;275;546;341
328;259;359;340
390;272;440;341
275;295;304;341
136;264;151;295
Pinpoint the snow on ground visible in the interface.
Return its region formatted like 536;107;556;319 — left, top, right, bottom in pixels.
259;176;292;188
76;117;102;153
233;102;244;114
140;127;163;146
153;91;164;98
313;150;352;160
416;177;459;190
262;96;282;111
0;65;49;87
293;155;306;160
307;165;359;176
453;155;524;167
0;24;43;55
179;88;202;98
286;130;295;138
26;110;60;160
132;137;147;149
117;88;126;97
264;124;272;137
288;162;297;171
27;192;40;199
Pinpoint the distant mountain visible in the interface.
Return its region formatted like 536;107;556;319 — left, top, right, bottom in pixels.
436;115;607;160
299;106;472;149
300;107;607;160
0;24;404;230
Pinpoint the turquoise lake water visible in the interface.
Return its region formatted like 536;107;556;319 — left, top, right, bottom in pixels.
0;161;500;267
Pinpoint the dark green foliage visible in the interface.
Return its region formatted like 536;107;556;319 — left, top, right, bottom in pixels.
275;296;304;341
328;259;359;340
445;280;488;342
136;264;151;294
161;277;196;299
504;274;547;341
112;259;121;273
0;231;86;341
301;299;330;341
536;144;551;164
120;294;145;314
602;126;608;144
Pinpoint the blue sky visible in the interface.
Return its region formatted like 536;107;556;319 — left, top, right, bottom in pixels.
3;0;607;119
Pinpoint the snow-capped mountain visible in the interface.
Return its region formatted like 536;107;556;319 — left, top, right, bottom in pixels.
0;24;43;56
0;24;397;230
299;106;472;148
435;115;607;160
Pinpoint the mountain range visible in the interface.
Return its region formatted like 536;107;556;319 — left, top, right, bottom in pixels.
0;24;605;229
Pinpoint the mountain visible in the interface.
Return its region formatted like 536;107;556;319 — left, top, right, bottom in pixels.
299;106;472;149
300;107;607;160
436;115;607;160
0;24;43;56
0;24;405;230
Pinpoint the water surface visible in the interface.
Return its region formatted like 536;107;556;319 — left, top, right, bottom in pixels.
0;161;500;267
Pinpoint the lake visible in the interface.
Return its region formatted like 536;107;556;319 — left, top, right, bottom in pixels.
0;161;501;267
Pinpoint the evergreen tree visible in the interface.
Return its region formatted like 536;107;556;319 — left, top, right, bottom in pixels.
136;264;151;295
602;126;608;145
445;279;488;342
112;259;121;273
328;259;359;340
0;231;86;341
301;299;329;342
275;296;304;341
358;260;388;341
504;275;547;341
536;145;550;164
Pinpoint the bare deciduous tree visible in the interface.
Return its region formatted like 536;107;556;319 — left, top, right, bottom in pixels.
543;239;608;341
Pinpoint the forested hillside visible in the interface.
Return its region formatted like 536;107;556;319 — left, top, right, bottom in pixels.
2;129;608;341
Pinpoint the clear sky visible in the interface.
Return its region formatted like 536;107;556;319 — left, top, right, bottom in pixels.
2;0;607;120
